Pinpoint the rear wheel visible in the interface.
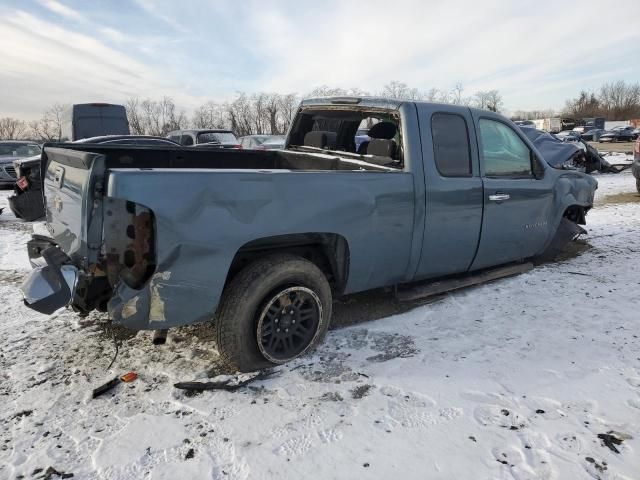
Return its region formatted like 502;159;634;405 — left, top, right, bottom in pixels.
214;254;332;372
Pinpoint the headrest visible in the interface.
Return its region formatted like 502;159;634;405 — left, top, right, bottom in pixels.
368;121;397;139
303;130;337;149
367;138;396;158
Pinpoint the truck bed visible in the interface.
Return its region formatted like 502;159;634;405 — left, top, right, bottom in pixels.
43;143;397;172
39;143;416;330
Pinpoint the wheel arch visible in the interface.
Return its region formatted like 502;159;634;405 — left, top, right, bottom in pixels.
225;232;350;294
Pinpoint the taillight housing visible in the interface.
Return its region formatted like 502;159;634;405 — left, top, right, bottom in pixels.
102;198;156;289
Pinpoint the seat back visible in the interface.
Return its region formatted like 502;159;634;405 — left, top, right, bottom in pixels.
367;121;397;139
367;138;396;158
304;130;337;149
358;121;398;155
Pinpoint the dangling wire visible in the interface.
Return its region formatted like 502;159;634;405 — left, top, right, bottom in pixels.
106;323;122;371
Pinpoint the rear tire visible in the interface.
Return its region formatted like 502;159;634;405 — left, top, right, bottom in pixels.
213;254;332;372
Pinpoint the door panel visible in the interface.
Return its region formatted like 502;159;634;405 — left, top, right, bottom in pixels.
470;114;555;271
413;105;483;280
472;177;553;269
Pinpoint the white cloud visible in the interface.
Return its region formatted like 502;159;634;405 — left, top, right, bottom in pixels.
131;0;188;33
37;0;83;22
0;10;201;119
1;0;640;119
242;0;640;109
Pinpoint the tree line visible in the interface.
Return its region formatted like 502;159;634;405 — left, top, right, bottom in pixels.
27;79;636;141
4;80;639;142
562;81;640;120
512;80;640;121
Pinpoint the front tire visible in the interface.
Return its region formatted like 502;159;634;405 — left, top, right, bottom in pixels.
214;254;332;372
535;217;586;263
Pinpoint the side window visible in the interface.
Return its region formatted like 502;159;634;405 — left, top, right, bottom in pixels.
168;135;180;143
479;119;532;177
180;134;194;146
431;113;472;177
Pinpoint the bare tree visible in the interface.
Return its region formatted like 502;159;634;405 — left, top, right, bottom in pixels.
450;83;465;105
561;81;640;120
0;117;28;139
278;93;299;134
252;93;268;134
160;96;186;133
562;90;600;118
425;88;446;103
47;103;66;141
486;90;503;112
125;97;144;135
129;97;186;136
473;90;503;112
380;81;422;100
473;91;490;110
307;85;348;98
192;101;228;129
227;93;254;136
598;81;640;120
28;103;68;142
264;94;281;135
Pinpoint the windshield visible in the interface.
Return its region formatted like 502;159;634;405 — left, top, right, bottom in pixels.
0;143;41;156
197;132;238;144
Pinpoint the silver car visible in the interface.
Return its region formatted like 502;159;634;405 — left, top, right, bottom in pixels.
0;141;41;187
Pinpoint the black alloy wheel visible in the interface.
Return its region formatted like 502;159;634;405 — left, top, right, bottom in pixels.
257;286;322;363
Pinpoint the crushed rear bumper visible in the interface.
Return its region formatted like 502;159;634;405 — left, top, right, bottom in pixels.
21;244;78;315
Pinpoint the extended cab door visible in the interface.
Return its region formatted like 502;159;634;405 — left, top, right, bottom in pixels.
413;105;484;280
470;113;555;270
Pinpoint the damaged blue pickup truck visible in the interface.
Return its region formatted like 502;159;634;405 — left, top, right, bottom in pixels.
21;97;597;371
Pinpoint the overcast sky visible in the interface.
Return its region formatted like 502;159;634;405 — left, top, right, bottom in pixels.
2;0;639;119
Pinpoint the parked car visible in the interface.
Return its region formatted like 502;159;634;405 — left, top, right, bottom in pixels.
8;136;179;221
260;136;286;150
0;141;41;188
20;97;597;372
514;120;535;128
240;135;286;150
609;126;638;139
61;103;129;141
599;130;635;142
632;136;640;193
580;129;605;141
579;117;605;130
167;129;241;148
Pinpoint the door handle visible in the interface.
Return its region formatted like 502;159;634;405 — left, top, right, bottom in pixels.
489;193;510;202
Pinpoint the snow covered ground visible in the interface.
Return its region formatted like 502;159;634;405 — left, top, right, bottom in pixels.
1;169;639;480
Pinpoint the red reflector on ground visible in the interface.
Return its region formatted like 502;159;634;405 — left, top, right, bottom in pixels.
119;372;137;382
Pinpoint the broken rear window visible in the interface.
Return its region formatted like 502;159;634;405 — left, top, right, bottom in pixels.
288;107;403;168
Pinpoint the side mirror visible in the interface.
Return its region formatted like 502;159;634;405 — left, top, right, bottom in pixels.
531;152;545;179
